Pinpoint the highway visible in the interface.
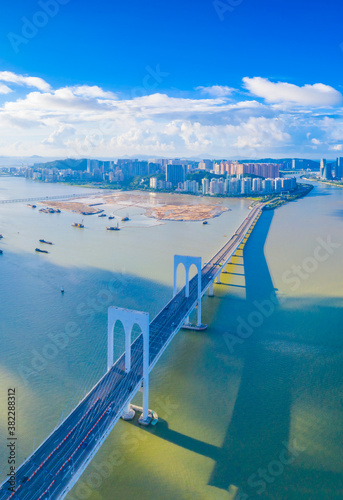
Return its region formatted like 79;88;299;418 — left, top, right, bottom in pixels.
0;203;263;500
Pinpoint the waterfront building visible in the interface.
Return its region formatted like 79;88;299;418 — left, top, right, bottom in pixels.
241;177;252;194
335;157;343;180
202;178;210;195
252;178;262;193
150;177;157;189
274;178;282;192
263;178;273;193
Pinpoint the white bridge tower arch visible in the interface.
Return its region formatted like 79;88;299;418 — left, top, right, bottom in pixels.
107;307;150;423
173;255;203;327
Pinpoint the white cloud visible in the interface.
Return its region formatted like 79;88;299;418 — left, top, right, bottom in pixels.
196;85;235;97
243;77;342;106
0;71;51;92
0;84;13;94
72;85;117;99
0;70;342;158
43;125;76;147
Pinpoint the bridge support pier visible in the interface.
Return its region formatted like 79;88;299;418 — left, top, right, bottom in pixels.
107;307;152;424
174;255;206;330
216;273;222;284
208;283;214;297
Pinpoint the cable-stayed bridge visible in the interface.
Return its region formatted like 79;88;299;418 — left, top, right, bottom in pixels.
0;203;263;500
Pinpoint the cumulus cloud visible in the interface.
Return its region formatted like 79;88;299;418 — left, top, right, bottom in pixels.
0;71;51;91
72;85;117;99
196;85;235;97
0;70;342;158
243;77;342;106
43;125;76;147
0;84;12;94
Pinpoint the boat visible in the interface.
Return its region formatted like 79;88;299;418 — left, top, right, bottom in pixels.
0;250;3;255
0;234;3;239
39;239;53;245
61;286;64;294
72;220;84;228
27;204;36;208
203;221;208;225
108;215;115;220
121;215;130;221
98;213;106;217
35;248;49;254
107;223;120;231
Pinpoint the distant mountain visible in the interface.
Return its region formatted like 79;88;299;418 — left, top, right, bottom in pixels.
33;158;88;171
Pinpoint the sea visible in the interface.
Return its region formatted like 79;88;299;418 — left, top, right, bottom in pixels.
0;176;342;500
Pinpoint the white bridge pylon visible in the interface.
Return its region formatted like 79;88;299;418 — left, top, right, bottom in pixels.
107;307;150;424
173;255;202;327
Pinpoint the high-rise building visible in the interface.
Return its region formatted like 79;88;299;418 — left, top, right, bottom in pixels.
274;178;282;192
198;160;213;171
321;159;333;180
166;164;187;186
241;177;252;194
150;177;157;189
320;158;326;178
335;157;343;180
263;178;273;193
252;178;262;193
202;178;210;195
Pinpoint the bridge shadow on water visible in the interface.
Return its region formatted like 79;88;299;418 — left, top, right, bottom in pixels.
125;209;343;499
127;211;294;495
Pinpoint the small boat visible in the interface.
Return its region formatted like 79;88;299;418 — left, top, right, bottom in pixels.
0;249;3;255
203;221;208;225
61;286;64;294
39;239;53;245
72;220;84;228
107;223;120;231
121;215;130;221
27;204;36;208
98;213;106;218
35;248;49;254
108;215;115;220
0;234;3;239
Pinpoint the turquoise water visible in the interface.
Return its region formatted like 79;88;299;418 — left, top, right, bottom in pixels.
0;177;342;499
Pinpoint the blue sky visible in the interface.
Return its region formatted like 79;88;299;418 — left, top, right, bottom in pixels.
0;0;343;159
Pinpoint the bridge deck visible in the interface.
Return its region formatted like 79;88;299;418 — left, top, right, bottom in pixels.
0;204;263;500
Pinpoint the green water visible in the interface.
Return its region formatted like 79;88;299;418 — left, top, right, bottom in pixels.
0;178;342;499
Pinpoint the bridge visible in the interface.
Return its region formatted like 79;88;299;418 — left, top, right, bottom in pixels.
0;194;103;204
0;203;264;500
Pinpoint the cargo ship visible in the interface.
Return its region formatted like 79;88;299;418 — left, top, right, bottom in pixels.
35;248;49;254
39;239;53;245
